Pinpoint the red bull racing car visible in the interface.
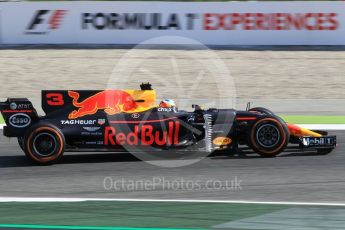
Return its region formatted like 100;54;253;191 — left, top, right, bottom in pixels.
0;83;337;165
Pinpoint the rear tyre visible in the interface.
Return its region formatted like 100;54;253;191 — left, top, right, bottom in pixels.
23;123;65;165
248;115;289;157
249;107;274;115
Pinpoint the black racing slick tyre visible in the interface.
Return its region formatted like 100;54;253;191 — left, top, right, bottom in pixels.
23;123;65;165
248;115;289;157
249;107;274;115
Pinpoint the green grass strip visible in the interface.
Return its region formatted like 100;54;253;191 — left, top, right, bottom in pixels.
281;115;345;124
0;224;204;230
0;224;205;230
0;202;287;228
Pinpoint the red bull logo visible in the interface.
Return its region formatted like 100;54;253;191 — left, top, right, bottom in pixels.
104;121;180;146
68;90;138;119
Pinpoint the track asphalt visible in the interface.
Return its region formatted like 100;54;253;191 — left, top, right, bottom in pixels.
0;131;343;202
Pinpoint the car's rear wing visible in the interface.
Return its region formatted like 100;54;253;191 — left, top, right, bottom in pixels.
0;98;39;137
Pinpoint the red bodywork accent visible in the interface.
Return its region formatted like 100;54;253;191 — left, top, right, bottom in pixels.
2;110;33;113
236;117;257;121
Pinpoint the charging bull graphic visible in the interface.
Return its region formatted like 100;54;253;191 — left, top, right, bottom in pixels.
68;90;138;119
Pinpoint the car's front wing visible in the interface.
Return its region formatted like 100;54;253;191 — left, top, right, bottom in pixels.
299;135;337;149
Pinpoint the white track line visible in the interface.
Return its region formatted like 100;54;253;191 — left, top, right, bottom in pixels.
1;197;345;206
298;124;345;130
0;124;344;130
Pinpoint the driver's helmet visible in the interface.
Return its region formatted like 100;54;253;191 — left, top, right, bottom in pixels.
159;99;176;108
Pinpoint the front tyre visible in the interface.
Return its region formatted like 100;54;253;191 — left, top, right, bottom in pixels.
249;107;274;115
23;124;65;165
249;115;289;157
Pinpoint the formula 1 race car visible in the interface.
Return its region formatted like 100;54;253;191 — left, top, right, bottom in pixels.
0;83;337;165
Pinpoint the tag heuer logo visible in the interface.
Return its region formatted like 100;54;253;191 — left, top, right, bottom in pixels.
98;119;106;125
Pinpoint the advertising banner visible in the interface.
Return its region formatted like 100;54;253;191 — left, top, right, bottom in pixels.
0;1;344;45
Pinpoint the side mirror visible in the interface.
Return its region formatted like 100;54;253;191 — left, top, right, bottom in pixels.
246;102;252;111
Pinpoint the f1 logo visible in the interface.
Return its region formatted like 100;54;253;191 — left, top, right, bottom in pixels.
27;10;67;31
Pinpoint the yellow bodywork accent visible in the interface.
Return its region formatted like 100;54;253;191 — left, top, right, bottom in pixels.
287;123;322;137
123;90;156;113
